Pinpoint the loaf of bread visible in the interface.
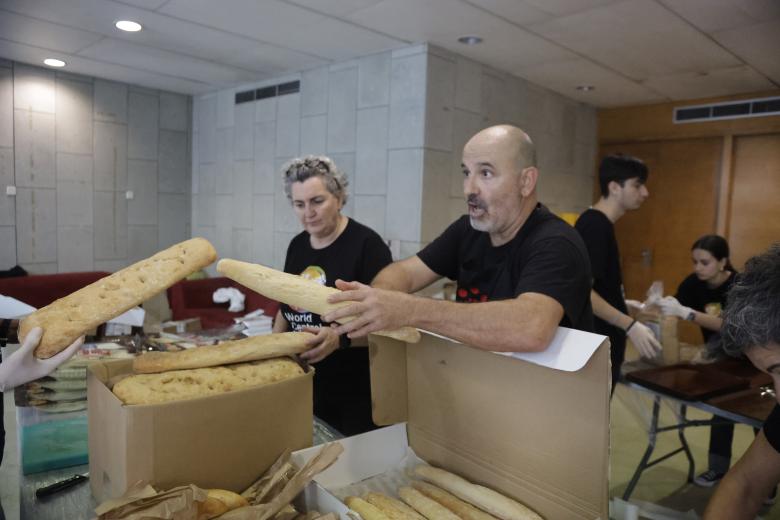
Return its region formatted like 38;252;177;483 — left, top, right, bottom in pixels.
20;238;217;359
413;466;541;520
217;259;421;344
133;332;314;374
345;497;391;520
113;358;304;405
398;487;460;520
411;482;498;520
364;492;426;520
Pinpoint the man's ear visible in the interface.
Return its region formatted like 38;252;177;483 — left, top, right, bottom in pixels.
607;180;621;198
520;167;538;197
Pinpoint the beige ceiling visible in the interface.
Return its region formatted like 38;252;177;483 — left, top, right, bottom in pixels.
0;0;778;107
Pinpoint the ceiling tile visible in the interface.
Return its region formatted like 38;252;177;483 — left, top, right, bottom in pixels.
0;8;104;53
642;65;775;99
522;0;619;17
160;0;403;60
0;0;151;35
516;58;667;107
348;0;576;68
530;0;741;80
283;0;385;17
659;0;763;32
713;19;780;84
463;0;552;26
77;38;260;85
116;0;169;8
0;38;215;93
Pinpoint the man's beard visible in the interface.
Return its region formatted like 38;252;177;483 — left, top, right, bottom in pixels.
467;194;490;232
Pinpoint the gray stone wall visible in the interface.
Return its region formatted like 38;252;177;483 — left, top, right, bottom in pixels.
192;43;597;272
192;44;430;272
0;60;191;274
422;45;598;247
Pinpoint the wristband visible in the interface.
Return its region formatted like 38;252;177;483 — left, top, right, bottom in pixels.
0;319;10;348
624;319;638;333
686;310;696;322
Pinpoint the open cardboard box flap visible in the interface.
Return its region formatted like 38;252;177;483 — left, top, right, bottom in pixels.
367;328;610;520
88;358;313;501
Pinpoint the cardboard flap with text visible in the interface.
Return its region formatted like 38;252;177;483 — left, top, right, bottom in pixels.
369;330;610;519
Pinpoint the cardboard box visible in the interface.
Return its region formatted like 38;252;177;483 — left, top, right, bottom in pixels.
294;328;610;520
87;358;313;502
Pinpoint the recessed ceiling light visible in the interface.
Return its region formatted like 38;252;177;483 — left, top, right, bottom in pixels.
458;35;483;45
576;85;595;92
115;20;142;32
43;58;66;67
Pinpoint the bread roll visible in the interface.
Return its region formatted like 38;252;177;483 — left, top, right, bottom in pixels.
216;259;421;344
398;487;460;520
113;358;304;405
133;332;314;374
199;489;249;519
21;238;217;359
413;466;541;520
346;496;392;520
411;481;497;520
364;492;426;520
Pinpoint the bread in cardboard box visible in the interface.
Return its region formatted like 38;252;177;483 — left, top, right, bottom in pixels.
133;332;314;374
113;358;304;405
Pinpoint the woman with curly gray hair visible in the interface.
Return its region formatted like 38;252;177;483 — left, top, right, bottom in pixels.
272;155;392;435
704;243;780;519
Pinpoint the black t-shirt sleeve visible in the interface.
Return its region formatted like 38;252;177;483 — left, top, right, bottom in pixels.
514;236;590;326
763;404;780;454
358;233;392;284
575;213;609;283
417;218;465;280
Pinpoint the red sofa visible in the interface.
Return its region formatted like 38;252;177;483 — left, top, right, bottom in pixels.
0;272;111;309
166;277;279;329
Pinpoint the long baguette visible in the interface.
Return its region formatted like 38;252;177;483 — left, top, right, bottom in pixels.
346;496;392;520
364;492;427;520
413;466;542;520
411;481;498;520
133;332;314;373
21;238;217;359
217;259;420;344
398;487;460;520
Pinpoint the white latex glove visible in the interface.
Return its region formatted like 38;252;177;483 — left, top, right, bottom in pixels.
627;321;662;359
0;327;84;392
658;296;693;319
213;287;245;313
625;299;644;311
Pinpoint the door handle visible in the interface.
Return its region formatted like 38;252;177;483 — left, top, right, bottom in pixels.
640;248;653;267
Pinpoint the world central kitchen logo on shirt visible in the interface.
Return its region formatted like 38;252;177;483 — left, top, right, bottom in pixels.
287;265;327;320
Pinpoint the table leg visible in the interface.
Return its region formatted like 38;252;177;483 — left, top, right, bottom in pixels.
678;404;695;482
622;396;661;500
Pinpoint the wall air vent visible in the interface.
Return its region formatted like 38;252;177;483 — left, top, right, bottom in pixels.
674;96;780;124
235;80;300;105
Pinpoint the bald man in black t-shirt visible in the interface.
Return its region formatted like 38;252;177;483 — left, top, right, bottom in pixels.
322;125;594;353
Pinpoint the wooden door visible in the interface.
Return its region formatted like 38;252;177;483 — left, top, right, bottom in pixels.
598;138;723;343
727;134;780;269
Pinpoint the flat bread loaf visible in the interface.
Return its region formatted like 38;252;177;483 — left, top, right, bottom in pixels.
133;332;314;374
217;259;421;344
20;238;217;359
113;358;304;405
